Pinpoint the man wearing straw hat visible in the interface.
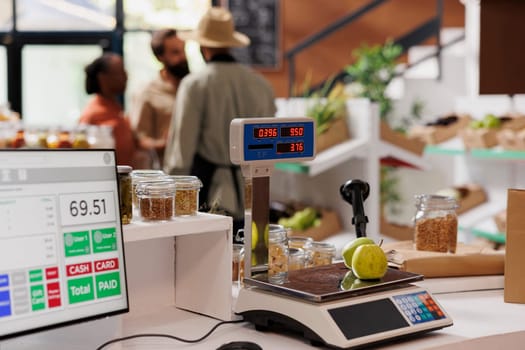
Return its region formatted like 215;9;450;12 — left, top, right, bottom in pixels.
164;7;276;225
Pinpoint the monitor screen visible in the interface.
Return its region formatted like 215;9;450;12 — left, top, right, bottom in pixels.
0;149;129;340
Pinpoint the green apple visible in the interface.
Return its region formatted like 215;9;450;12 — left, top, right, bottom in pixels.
351;244;388;280
340;270;377;290
342;237;376;269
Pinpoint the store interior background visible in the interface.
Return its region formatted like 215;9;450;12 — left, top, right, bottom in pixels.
1;0;524;243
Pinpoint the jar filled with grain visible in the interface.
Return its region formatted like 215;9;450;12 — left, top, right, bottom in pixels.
130;170;165;211
137;180;176;221
171;176;202;216
308;242;336;267
117;165;133;224
268;224;289;284
414;194;458;253
288;236;313;267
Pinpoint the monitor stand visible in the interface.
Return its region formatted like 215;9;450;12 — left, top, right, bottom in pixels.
0;316;121;350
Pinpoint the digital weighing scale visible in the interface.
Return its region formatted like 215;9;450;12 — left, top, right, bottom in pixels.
229;117;453;349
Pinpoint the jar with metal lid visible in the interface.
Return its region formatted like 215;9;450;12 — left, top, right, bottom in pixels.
137;180;176;221
117;165;133;224
232;243;245;286
308;242;336;267
288;247;307;271
268;224;289;284
130;170;165;210
288;236;313;250
169;176;202;216
414;194;458;253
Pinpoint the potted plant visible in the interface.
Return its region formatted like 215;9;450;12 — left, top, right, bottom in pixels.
305;81;351;153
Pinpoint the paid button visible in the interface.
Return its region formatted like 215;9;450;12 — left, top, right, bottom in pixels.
95;272;121;299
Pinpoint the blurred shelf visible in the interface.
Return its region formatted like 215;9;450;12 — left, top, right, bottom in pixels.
379;140;430;171
424;138;465;156
425;137;525;160
274;138;368;176
471;147;525;160
123;212;232;243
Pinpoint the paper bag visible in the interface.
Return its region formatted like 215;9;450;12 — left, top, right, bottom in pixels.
504;189;525;303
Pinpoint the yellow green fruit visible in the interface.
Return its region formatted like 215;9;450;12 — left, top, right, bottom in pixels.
342;237;376;269
351;244;388;280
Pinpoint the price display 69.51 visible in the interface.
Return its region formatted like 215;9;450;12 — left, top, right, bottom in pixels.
59;192;116;226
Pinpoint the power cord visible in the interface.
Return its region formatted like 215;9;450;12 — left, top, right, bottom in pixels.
95;319;245;350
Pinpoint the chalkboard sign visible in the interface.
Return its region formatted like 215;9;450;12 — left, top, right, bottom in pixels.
225;0;281;70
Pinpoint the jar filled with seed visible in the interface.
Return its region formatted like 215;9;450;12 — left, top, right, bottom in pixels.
308;242;336;267
268;224;289;284
414;194;458;253
117;165;133;224
137;180;176;221
170;176;202;216
130;170;165;211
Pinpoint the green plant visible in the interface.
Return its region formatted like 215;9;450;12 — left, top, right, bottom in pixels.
305;80;347;135
380;165;402;215
345;41;402;120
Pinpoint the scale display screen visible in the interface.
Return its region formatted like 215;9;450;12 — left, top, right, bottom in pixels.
242;120;314;161
0;150;128;340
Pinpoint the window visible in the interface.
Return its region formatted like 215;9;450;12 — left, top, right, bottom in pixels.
124;0;209;30
4;0;211;124
0;46;6;105
22;45;102;127
16;0;116;31
0;2;12;31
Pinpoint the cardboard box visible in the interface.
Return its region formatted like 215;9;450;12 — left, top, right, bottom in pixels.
380;215;414;241
409;114;471;145
316;116;350;154
461;116;525;149
504;189;525;303
380;121;425;156
455;184;487;215
497;129;525;151
288;209;342;242
493;210;507;233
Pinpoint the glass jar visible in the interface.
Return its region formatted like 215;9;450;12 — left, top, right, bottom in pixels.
130;170;165;210
414;194;458;253
170;176;202;216
232;243;245;286
288;247;307;271
117;165;133;224
308;242;336;267
137;180;176;221
268;224;289;284
288;236;313;250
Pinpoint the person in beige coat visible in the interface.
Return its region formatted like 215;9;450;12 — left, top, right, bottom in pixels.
164;7;276;222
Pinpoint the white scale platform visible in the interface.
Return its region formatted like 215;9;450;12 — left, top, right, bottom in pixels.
236;263;453;349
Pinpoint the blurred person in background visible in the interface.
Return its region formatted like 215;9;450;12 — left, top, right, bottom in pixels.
164;7;276;225
131;29;190;169
79;53;138;166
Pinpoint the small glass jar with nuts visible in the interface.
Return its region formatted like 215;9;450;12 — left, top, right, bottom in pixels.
136;180;176;221
307;242;336;267
268;224;289;284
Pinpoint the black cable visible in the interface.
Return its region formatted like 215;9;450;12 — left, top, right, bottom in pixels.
95;319;245;350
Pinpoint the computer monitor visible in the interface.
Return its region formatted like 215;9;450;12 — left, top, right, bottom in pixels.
0;149;129;340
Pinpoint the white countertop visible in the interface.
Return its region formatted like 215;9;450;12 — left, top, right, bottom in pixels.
115;283;525;350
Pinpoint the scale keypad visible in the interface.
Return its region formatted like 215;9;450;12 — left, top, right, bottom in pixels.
392;291;446;325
